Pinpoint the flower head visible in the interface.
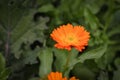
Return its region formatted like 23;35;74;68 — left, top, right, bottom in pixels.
48;72;67;80
47;72;78;80
69;77;78;80
50;23;90;51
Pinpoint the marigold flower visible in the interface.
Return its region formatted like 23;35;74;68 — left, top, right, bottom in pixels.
47;72;67;80
69;77;78;80
50;23;90;51
47;72;78;80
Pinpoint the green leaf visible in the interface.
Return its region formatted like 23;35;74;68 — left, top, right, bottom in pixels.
114;58;120;69
113;66;120;80
84;7;102;30
64;49;79;77
84;0;104;14
97;71;109;80
53;48;79;77
36;0;53;6
96;46;116;70
22;47;40;64
0;53;10;80
78;44;107;63
53;48;68;72
71;63;95;80
0;0;28;29
11;14;49;58
0;1;49;59
0;68;10;80
63;45;107;77
68;49;79;68
38;47;53;78
0;53;5;72
108;25;120;37
38;4;55;12
107;10;120;37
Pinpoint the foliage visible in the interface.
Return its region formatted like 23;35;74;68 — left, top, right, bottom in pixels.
0;0;120;80
0;53;10;80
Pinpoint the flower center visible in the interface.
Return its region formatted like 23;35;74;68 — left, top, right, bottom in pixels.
68;37;74;41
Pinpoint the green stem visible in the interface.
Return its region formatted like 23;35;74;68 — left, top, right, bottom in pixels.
63;51;71;76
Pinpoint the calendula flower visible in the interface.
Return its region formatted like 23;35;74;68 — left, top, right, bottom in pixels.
48;72;67;80
47;72;78;80
50;23;90;51
69;77;78;80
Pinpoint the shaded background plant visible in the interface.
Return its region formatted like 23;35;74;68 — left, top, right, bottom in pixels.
0;0;120;80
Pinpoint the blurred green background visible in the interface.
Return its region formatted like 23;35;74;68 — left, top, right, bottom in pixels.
0;0;120;80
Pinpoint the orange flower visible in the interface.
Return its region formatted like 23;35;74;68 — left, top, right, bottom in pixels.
47;72;78;80
69;77;78;80
50;23;90;51
48;72;67;80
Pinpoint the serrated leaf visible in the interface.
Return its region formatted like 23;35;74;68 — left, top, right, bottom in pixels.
38;47;53;78
0;0;49;59
11;13;49;58
22;47;40;64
